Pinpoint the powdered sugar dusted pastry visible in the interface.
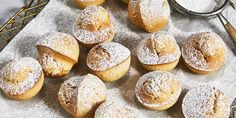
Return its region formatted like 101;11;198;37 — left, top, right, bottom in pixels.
0;57;44;100
137;31;181;71
95;101;141;118
86;42;131;82
182;85;230;118
128;0;170;32
73;0;105;8
58;74;107;118
36;32;80;77
135;71;181;110
73;5;115;48
182;32;227;74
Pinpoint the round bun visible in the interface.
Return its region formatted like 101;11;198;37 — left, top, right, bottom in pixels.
95;101;141;118
128;0;170;32
137;31;181;71
58;74;107;118
73;0;105;9
182;32;227;74
36;32;80;77
121;0;129;4
182;85;230;118
86;42;131;82
135;71;181;110
73;5;115;48
0;57;44;100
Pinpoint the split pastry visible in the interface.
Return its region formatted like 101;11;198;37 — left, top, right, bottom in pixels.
0;57;44;100
182;32;227;74
58;74;107;118
36;32;80;77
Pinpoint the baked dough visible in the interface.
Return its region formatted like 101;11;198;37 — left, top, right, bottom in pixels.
135;71;181;110
36;32;80;77
86;42;131;82
58;74;107;118
137;31;181;71
128;0;170;32
121;0;129;4
0;57;44;100
182;85;230;118
182;32;227;74
73;0;105;9
73;5;115;48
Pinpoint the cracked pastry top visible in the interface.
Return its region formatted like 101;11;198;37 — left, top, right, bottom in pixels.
182;85;230;118
86;42;130;71
182;32;227;74
135;71;181;110
73;5;115;48
58;74;107;118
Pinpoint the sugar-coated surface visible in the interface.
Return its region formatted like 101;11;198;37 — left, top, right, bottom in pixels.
87;42;130;71
0;57;42;95
182;85;230;118
0;0;235;117
137;31;181;65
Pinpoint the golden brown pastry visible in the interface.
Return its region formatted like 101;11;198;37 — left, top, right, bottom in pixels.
86;42;131;82
137;31;181;71
182;85;230;118
182;32;227;74
128;0;170;32
73;0;105;9
36;32;80;77
95;101;142;118
135;71;181;110
58;74;107;118
121;0;129;4
0;57;44;100
73;5;115;48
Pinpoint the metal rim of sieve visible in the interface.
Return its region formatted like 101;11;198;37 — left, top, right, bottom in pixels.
169;0;230;17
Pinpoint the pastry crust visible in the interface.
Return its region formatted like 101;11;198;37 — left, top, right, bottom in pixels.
135;71;181;110
73;0;105;9
0;57;44;100
182;85;230;118
95;101;141;118
36;32;80;77
121;0;129;4
58;74;107;118
182;32;227;74
86;42;131;82
73;5;115;48
128;0;170;32
137;31;181;71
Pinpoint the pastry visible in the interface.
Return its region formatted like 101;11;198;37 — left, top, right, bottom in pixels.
73;0;105;9
36;32;80;77
128;0;170;32
135;71;181;110
137;31;181;71
182;32;227;74
0;57;44;100
95;101;141;118
182;85;230;118
86;42;131;82
58;74;107;118
121;0;129;4
73;5;115;48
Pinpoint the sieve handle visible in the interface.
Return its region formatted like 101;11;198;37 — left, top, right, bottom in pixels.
218;14;236;43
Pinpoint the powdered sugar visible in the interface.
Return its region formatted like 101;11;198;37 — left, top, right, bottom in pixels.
87;42;131;71
135;71;181;108
182;85;230;118
137;31;181;65
0;57;42;95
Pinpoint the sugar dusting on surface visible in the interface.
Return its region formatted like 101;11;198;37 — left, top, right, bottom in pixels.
0;57;42;95
0;0;235;117
137;31;181;65
182;85;230;118
87;42;130;71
